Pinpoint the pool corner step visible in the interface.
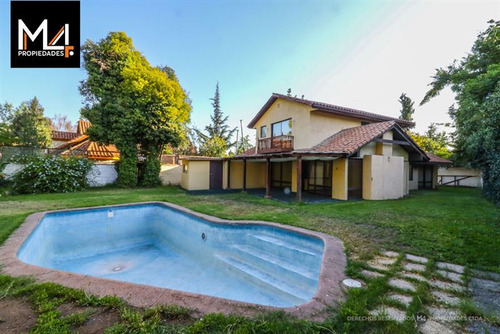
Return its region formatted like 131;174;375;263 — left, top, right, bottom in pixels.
250;234;321;257
214;253;314;303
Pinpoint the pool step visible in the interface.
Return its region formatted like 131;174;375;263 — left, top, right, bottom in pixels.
231;244;318;282
215;254;313;303
250;234;321;257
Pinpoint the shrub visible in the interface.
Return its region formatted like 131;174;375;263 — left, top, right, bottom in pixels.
13;155;94;194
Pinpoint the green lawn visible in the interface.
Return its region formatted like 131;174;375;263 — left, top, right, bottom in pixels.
0;186;498;333
1;186;498;271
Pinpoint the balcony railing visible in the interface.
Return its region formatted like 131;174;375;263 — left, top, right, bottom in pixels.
257;135;294;153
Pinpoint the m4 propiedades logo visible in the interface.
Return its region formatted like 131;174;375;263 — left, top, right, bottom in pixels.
11;1;80;68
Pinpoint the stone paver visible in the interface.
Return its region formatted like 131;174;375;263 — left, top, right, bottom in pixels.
435;262;465;274
419;319;457;334
469;277;500;318
387;293;413;307
381;250;399;258
431;290;461;306
428;307;461;323
403;262;427;272
374;256;398;266
389;278;416;292
471;269;500;282
369;307;407;323
361;269;384;279
367;261;390;272
405;254;429;264
436;269;463;283
429;279;465;293
402;272;429;282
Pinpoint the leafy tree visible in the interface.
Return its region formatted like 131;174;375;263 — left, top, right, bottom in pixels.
10;97;52;148
236;135;252;155
80;32;191;187
195;83;236;156
0;103;14;146
421;20;500;203
410;123;452;159
287;88;292;97
398;93;415;125
198;136;228;157
49;114;75;132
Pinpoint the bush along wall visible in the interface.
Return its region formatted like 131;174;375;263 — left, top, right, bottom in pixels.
13;155;94;194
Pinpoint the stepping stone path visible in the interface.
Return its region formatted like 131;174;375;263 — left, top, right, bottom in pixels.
420;320;457;334
369;307;407;323
429;279;465;293
403;262;427;272
367;255;397;271
436;269;463;283
357;253;500;333
360;269;383;279
387;293;413;307
436;262;465;274
389;278;416;292
431;290;461;306
402;272;428;282
405;254;429;264
381;250;399;258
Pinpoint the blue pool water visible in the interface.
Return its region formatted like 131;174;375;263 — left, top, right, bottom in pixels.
18;203;324;307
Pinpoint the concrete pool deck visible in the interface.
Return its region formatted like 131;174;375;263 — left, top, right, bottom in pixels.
0;201;346;320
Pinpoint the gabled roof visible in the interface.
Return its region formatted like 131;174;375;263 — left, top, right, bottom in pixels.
307;121;397;155
51;130;80;141
248;93;414;128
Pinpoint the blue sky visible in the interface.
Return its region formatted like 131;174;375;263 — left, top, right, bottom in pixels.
0;0;498;140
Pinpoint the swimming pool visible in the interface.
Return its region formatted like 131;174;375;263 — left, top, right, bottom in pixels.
18;203;327;307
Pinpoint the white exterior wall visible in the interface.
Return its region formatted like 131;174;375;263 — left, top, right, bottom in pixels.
87;164;118;186
362;155;405;200
160;164;182;185
438;167;482;187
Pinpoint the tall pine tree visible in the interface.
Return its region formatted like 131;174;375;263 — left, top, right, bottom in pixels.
196;82;236;156
398;93;415;125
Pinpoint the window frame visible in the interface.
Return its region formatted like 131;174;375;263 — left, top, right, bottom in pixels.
271;118;292;137
260;125;267;138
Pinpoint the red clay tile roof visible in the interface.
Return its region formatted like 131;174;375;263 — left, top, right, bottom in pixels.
427;153;452;164
77;120;91;134
248;93;414;128
237;147;257;157
304;120;396;155
51;131;79;141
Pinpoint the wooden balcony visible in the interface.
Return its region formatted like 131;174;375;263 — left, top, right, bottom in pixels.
257;135;294;154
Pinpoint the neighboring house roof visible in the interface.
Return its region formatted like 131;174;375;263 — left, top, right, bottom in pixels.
51;130;79;141
238;147;257;156
248;93;414;128
426;153;453;165
55;121;120;160
77;120;92;134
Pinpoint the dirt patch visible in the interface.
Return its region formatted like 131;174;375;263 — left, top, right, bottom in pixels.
58;303;121;333
0;298;37;334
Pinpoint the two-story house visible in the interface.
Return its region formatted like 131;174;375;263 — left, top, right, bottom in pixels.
180;93;450;200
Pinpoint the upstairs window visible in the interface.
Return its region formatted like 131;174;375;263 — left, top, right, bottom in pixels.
272;119;292;137
260;125;267;138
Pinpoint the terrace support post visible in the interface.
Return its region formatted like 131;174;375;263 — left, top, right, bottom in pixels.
296;156;303;202
265;157;271;199
242;158;247;192
227;160;231;189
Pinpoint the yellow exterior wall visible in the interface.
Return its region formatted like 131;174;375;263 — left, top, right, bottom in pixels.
409;166;419;190
180;160;210;190
432;165;439;189
362;155;404;200
360;142;376;157
291;161;297;192
253;99;312;150
308;112;361;148
332;158;348;200
228;160;266;189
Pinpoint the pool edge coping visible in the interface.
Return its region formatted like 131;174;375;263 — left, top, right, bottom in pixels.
0;201;347;321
